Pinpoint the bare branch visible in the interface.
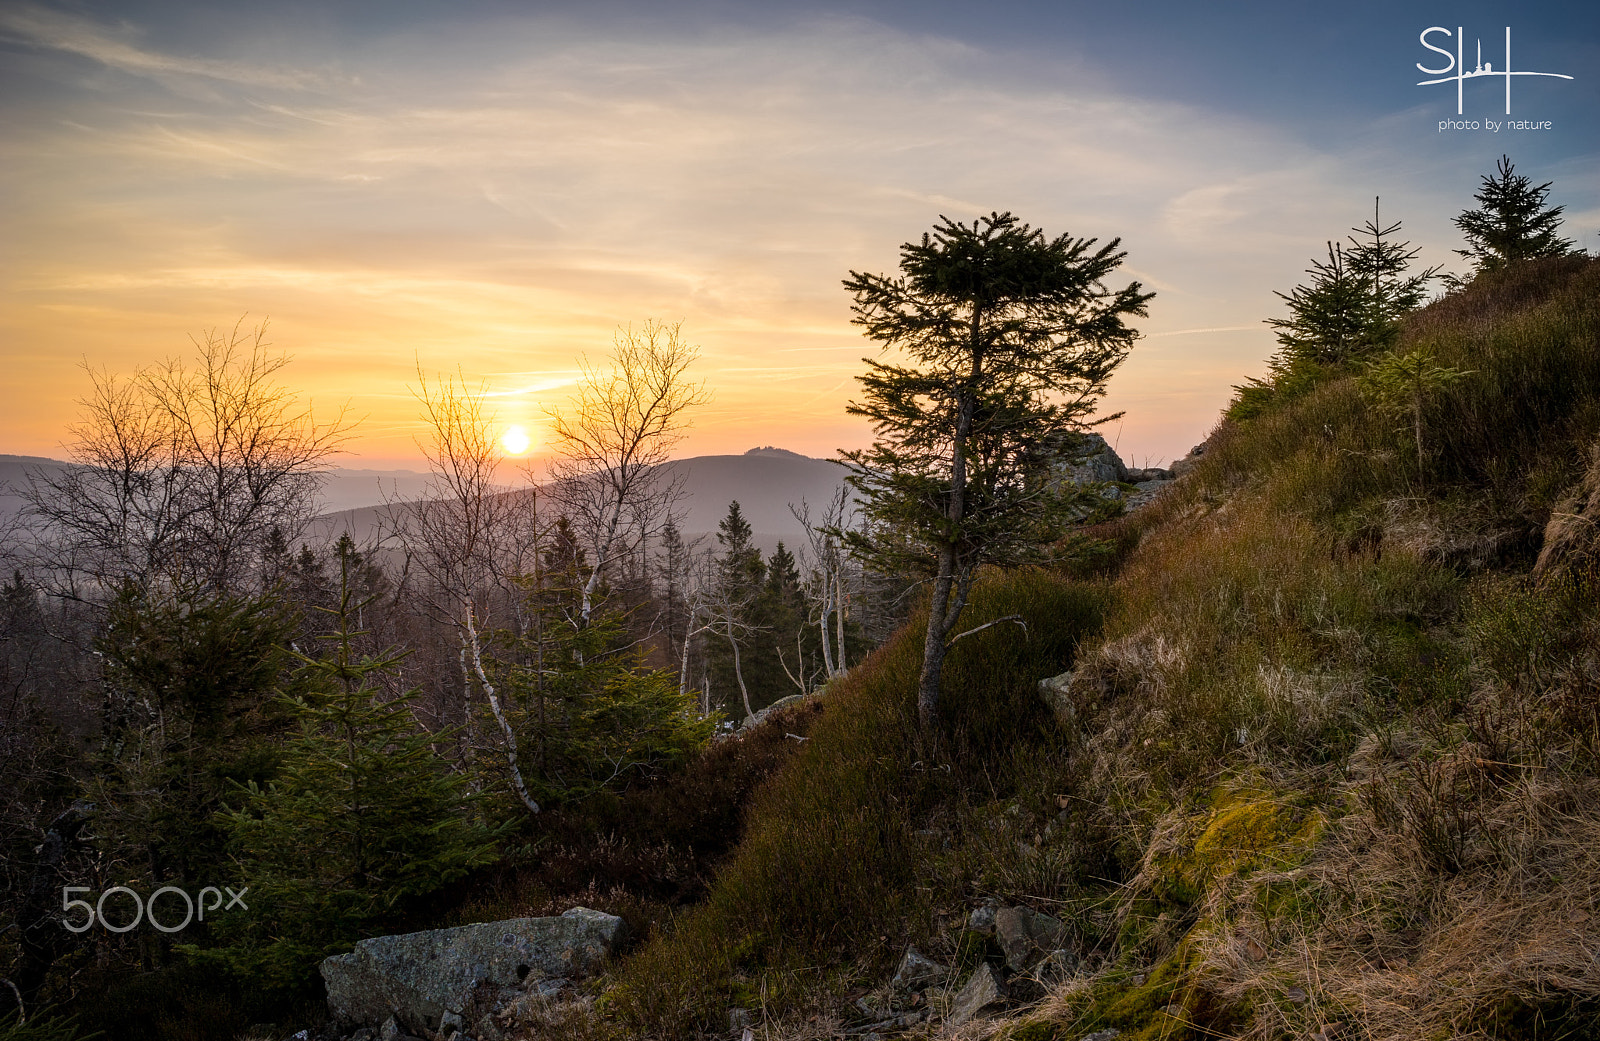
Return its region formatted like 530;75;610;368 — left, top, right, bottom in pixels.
945;614;1027;649
544;321;710;625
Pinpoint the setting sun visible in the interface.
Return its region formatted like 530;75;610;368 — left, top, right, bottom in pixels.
502;425;532;456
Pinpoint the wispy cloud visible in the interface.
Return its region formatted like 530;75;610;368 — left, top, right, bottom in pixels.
0;7;1458;463
0;3;341;91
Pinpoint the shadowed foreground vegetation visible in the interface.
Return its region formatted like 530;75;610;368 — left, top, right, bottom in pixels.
537;255;1600;1041
8;255;1597;1041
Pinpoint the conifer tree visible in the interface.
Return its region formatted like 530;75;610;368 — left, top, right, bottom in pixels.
89;587;297;892
1264;241;1372;368
1454;155;1575;276
217;562;496;985
654;518;694;690
1359;347;1474;476
1233;202;1437;420
841;211;1150;730
1346;200;1441;349
705;501;767;719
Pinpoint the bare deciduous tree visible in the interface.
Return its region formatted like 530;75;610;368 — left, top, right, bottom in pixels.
688;550;765;723
23;319;351;597
545;321;709;627
406;366;542;815
792;486;856;681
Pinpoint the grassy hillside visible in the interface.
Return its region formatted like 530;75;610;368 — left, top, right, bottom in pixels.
545;255;1600;1041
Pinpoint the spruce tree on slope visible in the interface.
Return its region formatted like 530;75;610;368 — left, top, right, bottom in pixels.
1454;155;1575;276
840;211;1150;732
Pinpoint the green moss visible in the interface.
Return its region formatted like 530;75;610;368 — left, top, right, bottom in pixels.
1054;940;1251;1041
1069;954;1201;1041
1147;788;1325;908
1000;1018;1068;1041
1112;898;1175;961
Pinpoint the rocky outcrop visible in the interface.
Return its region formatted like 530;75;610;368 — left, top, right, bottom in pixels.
1065;434;1130;484
738;691;817;731
320;907;626;1038
1062;434;1183;511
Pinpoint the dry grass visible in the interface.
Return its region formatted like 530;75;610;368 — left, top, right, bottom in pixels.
489;259;1600;1041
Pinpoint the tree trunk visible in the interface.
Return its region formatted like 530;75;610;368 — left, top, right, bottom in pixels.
818;594;835;677
916;313;980;731
1412;378;1425;476
917;548;957;731
579;493;627;627
462;605;541;814
834;568;847;673
729;627;755;722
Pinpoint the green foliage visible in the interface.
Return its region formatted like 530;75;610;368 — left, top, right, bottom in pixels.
1225;360;1327;422
1235;204;1437;421
0;1010;98;1041
213;569;497;987
1359;346;1474;476
1266;241;1377;367
840;211;1150;581
704;501;768;715
703;516;840;716
840;211;1148;727
1454;154;1577;278
88;585;297;891
498;605;715;811
609;570;1104;1037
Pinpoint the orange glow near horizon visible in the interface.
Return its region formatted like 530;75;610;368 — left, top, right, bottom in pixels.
0;5;1391;471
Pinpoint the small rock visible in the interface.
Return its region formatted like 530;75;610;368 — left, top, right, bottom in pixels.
994;906;1068;972
946;963;1006;1027
966;902;999;935
728;1007;751;1031
349;1031;374;1041
890;946;948;992
1037;672;1076;725
377;1017;415;1041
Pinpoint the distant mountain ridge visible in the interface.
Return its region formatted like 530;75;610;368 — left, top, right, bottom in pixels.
1;450;852;563
301;451;852;560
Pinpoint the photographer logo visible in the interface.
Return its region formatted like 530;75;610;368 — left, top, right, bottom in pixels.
1417;27;1572;116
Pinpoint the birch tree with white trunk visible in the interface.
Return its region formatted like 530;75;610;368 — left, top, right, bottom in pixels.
544;321;709;628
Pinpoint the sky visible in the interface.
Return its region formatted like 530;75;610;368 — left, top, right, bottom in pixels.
2;0;1596;469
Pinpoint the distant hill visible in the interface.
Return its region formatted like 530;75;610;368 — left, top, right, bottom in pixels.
305;448;852;561
3;449;852;564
